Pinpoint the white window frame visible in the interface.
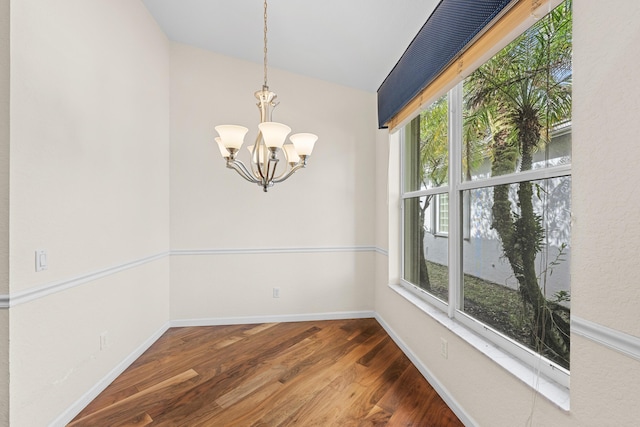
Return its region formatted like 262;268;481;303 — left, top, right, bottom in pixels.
399;83;571;389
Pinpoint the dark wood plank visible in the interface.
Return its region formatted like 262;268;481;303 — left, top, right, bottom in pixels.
69;319;463;427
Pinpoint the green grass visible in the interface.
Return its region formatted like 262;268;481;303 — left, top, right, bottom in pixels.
423;261;531;344
418;261;570;369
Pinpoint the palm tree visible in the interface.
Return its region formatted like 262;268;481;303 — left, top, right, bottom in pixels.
463;1;572;368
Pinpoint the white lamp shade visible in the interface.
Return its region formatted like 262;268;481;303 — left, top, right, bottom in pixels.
282;144;300;164
258;122;291;149
215;137;230;158
289;133;317;156
246;144;266;164
215;125;248;150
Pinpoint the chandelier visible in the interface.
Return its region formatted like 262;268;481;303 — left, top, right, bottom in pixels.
214;0;318;192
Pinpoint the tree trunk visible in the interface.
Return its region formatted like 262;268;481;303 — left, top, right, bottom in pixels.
490;108;569;367
418;196;431;290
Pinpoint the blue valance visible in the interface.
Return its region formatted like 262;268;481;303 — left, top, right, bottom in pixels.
377;0;513;128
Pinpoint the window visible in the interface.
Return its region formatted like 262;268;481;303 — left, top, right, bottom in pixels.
403;96;449;303
400;1;571;385
436;193;449;234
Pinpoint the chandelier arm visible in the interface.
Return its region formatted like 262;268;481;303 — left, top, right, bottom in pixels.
266;157;280;184
262;155;274;185
271;164;290;181
226;159;259;183
271;147;294;181
272;162;305;183
249;133;269;182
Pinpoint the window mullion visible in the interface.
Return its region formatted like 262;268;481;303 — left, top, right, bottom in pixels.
458;164;572;191
447;83;463;318
402;186;450;200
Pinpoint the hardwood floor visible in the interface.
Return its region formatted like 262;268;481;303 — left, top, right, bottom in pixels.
69;318;463;426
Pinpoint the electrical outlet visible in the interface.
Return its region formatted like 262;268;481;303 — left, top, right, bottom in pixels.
273;287;280;298
100;331;109;350
440;338;448;359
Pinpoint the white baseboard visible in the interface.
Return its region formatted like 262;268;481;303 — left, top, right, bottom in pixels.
171;310;375;327
374;312;477;427
49;322;171;427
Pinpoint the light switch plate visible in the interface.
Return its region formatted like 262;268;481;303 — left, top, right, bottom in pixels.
35;249;48;272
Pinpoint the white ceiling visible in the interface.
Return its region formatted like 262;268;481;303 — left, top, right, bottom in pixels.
142;0;440;93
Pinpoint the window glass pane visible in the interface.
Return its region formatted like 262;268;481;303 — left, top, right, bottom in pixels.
462;176;571;369
403;95;448;192
462;3;572;182
403;196;448;302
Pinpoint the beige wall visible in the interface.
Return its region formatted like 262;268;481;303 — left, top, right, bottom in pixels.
0;0;9;423
10;261;170;426
169;44;377;321
570;0;640;424
0;310;7;427
9;0;171;292
5;7;379;424
8;0;171;425
375;1;640;426
571;0;640;337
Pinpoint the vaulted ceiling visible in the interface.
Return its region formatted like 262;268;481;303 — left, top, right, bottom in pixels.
142;0;439;92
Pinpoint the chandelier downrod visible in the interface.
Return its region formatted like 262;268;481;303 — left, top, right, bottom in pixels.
263;0;268;88
214;0;317;192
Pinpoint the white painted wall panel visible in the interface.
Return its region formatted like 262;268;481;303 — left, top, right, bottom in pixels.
0;311;7;427
10;0;171;293
169;43;378;319
11;259;170;426
0;0;9;422
171;252;374;320
170;44;376;250
571;0;640;338
8;0;171;424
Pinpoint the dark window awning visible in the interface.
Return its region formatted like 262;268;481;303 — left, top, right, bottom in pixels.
377;0;513;129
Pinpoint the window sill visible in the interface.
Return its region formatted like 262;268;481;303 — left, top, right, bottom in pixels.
388;282;570;411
